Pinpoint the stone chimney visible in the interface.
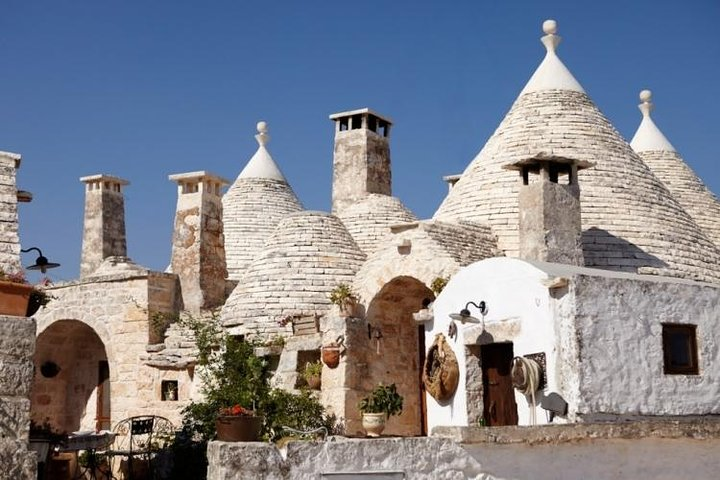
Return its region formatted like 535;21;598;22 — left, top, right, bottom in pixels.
80;175;129;277
506;154;593;266
329;108;392;215
169;171;229;313
0;151;22;272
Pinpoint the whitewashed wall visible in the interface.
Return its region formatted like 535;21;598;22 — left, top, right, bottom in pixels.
427;257;720;431
573;273;720;418
427;257;563;431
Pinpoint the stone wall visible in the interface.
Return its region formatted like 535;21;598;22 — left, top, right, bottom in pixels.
0;151;21;273
206;421;720;480
207;437;485;480
0;315;38;480
32;260;186;430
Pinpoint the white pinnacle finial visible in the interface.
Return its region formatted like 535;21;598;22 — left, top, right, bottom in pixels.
543;19;557;35
639;90;654;117
255;121;270;146
630;88;675;152
520;18;584;94
541;19;561;53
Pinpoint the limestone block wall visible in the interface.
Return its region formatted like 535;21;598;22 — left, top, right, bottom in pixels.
33;265;185;431
0;316;38;480
207;437;485;480
0;151;21;272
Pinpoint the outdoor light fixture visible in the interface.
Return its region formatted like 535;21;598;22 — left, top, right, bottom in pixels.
449;301;487;324
21;247;61;274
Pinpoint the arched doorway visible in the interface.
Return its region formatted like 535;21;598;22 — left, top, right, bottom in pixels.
364;276;434;436
31;320;110;433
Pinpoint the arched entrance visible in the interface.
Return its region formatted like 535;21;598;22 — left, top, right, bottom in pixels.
364;276;434;436
31;320;110;433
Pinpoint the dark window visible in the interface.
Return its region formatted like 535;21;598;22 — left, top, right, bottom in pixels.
662;324;698;375
367;115;377;133
351;114;363;130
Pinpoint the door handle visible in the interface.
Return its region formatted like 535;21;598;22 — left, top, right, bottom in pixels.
488;381;499;386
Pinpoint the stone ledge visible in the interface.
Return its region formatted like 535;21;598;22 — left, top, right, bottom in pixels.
431;417;720;445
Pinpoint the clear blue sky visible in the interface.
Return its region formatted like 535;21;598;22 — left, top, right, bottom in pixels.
2;0;718;282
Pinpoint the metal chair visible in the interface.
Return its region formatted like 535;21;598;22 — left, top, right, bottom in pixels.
107;416;175;479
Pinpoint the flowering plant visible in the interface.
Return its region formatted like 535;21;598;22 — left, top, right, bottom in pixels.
0;268;27;284
219;404;255;417
0;269;54;306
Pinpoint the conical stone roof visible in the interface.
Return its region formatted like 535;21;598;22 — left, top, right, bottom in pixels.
630;90;720;248
222;122;303;280
338;194;417;255
434;21;720;283
221;211;367;337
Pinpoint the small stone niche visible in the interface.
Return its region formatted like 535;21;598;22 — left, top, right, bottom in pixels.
295;350;321;389
161;380;178;401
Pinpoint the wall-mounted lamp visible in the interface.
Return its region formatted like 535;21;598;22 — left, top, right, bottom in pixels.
449;301;487;324
21;247;60;274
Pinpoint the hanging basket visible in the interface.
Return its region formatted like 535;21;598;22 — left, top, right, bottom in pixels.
422;333;459;403
0;281;33;317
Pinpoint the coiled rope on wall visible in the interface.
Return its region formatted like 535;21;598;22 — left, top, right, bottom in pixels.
511;356;542;425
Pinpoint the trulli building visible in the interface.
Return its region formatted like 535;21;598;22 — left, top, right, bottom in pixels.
13;19;719;441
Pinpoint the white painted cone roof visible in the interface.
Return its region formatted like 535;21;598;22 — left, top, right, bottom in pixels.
434;21;720;284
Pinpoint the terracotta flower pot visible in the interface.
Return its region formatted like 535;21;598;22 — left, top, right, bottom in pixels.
321;345;341;369
361;413;386;437
215;415;264;442
0;281;33;317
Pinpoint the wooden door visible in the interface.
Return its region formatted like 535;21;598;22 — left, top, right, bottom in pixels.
417;325;427;436
481;343;518;426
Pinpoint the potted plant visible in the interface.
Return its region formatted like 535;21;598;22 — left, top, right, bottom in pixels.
215;404;264;442
0;268;36;317
358;383;404;437
329;283;358;317
303;360;322;390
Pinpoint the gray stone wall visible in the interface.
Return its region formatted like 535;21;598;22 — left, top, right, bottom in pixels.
0;151;21;273
0;316;37;480
332;128;391;215
79;175;129;278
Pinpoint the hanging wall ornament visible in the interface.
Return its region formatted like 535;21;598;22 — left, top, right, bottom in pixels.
422;333;459;403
